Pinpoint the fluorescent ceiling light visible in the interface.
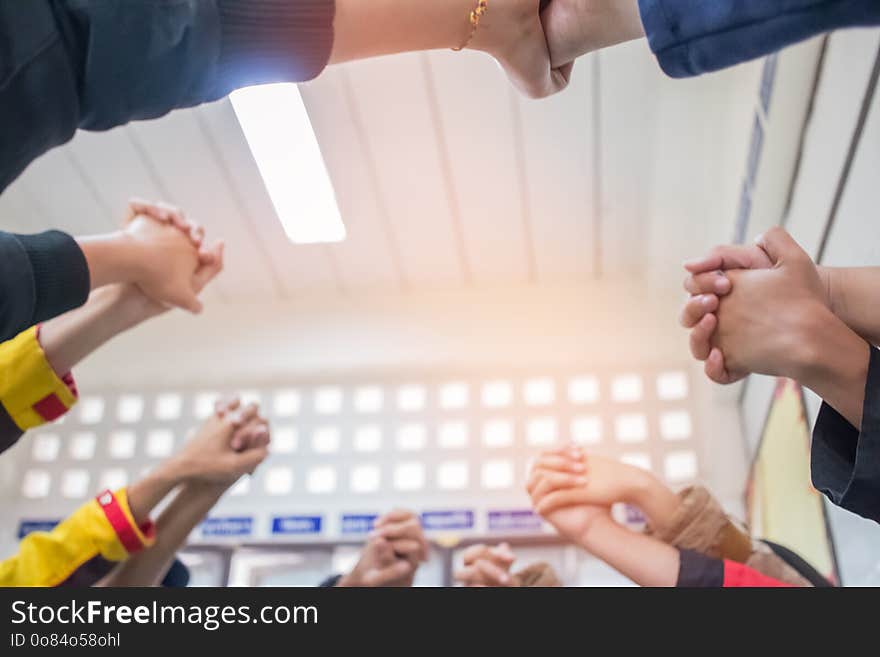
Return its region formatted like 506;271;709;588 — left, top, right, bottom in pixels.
231;83;345;244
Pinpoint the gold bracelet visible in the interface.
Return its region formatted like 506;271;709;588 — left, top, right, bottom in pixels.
452;0;488;51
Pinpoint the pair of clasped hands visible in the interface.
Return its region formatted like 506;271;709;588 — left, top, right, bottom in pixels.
474;0;645;97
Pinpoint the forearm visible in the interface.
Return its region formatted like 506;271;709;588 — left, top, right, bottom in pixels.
39;286;161;376
125;461;191;527
824;267;880;346
99;483;226;587
579;515;679;587
798;309;870;429
627;472;681;533
330;0;484;63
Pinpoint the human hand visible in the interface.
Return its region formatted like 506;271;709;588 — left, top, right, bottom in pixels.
680;232;832;383
688;228;832;383
168;399;270;485
339;509;427;588
527;446;654;508
469;0;574;98
125;198;205;248
527;447;613;545
337;537;419;587
117;239;225;322
371;510;431;567
540;0;645;70
454;542;517;586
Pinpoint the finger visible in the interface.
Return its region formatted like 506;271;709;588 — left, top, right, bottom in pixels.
705;347;744;385
755;226;803;265
232;447;269;476
216;397;241;417
388;539;424;560
683;271;732;296
372;517;422;542
534;488;595;517
683;245;755;274
127;198;170;225
226;403;259;430
492;542;515;562
188;221;205;247
231;422;269;451
454;565;483;587
375;509;417;527
679;294;718;328
155;202;187;232
483;548;515;569
531;454;586;475
689;313;717;361
363;560;414;587
474;559;511;586
461;544;493;566
529;472;588;501
193;242;225;292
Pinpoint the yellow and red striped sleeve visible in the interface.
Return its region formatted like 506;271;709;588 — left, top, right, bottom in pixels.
0;488;155;587
0;325;78;430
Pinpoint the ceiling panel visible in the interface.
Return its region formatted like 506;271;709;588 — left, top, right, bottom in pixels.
599;43;662;278
425;50;531;285
300;67;404;292
516;54;595;282
342;53;467;288
195;99;341;298
12;147;113;236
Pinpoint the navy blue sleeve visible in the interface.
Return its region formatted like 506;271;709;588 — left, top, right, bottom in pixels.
0;0;334;192
0;230;90;342
811;347;880;524
676;549;724;587
638;0;880;78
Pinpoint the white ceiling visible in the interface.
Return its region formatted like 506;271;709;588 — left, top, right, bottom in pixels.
0;42;759;303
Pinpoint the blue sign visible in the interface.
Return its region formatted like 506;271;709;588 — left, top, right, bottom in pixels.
623;504;647;525
421;510;474;531
271;515;322;535
17;520;60;539
341;514;378;534
488;510;543;532
202;516;253;537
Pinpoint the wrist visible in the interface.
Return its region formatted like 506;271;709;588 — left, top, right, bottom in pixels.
796;308;869;427
77;232;145;289
577;510;615;550
817;266;835;313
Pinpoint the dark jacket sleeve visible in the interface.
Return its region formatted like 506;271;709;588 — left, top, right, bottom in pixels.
0;231;90;341
638;0;880;78
811;347;880;524
676;549;794;587
0;0;335;192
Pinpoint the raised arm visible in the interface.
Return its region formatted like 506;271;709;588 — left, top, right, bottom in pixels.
822;267;880;347
97;483;225;587
527;447;681;532
331;0;570;98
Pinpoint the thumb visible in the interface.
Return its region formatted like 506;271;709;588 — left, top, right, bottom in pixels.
755;227;802;266
233;446;268;476
180;290;204;314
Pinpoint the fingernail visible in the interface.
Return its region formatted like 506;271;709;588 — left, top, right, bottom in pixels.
701;295;713;306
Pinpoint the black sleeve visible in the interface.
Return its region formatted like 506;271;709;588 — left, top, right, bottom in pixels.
0;0;334;193
811;346;880;524
0;230;90;342
0;405;23;456
319;574;342;588
675;549;724;588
